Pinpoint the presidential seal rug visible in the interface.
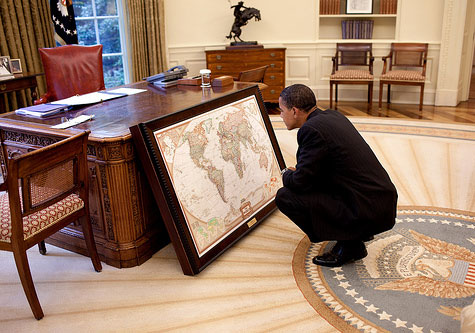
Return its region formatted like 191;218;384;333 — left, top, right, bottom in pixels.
292;207;475;333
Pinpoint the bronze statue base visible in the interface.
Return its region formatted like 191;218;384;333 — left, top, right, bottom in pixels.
226;43;263;50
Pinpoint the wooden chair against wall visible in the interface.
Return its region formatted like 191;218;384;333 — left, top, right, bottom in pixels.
379;43;428;113
35;44;105;104
330;43;374;111
0;131;102;320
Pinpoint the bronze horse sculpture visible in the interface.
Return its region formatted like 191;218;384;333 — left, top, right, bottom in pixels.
226;2;261;43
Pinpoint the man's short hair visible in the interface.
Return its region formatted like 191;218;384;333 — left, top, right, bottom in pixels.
280;84;317;112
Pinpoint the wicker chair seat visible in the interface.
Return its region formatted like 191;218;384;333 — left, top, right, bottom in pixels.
330;69;373;80
380;70;425;82
0;192;83;243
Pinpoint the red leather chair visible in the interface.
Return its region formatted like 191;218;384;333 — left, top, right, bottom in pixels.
35;44;105;104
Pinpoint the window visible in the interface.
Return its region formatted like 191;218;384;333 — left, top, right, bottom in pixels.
74;0;128;88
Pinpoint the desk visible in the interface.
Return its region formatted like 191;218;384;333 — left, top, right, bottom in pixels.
0;73;41;113
0;81;257;268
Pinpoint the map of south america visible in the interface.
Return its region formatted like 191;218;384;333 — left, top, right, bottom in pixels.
154;96;282;256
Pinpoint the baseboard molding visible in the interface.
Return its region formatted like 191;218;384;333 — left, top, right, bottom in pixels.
435;89;459;106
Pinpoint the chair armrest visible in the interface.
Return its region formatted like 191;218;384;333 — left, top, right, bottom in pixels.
381;56;390;74
331;56;337;74
421;58;428;77
369;56;375;74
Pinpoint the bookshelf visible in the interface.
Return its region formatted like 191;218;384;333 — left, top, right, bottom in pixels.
318;0;399;41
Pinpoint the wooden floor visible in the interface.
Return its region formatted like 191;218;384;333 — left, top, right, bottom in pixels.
267;99;475;124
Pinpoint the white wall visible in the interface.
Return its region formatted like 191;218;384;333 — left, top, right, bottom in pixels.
164;0;458;105
164;0;317;47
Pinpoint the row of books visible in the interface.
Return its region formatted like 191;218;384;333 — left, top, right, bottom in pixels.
380;0;397;14
320;0;341;15
341;20;374;39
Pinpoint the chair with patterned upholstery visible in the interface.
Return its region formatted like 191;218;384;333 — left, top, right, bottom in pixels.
0;130;102;320
330;43;374;110
379;43;428;112
34;44;105;104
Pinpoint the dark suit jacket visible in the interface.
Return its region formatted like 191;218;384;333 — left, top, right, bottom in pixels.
282;109;397;239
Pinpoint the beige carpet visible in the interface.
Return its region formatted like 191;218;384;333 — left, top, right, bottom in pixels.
0;116;473;332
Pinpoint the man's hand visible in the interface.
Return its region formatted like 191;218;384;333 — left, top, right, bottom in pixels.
280;166;296;177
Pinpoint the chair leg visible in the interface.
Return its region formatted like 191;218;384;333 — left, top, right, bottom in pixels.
335;84;338;105
368;82;373;112
38;241;47;255
379;82;383;110
329;82;333;109
419;84;425;113
12;248;44;320
80;215;102;272
387;84;391;104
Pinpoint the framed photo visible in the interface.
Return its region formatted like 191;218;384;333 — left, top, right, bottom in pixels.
346;0;373;14
10;59;22;73
130;86;286;275
0;56;13;77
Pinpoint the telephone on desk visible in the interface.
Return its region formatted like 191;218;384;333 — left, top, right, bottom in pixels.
145;65;189;87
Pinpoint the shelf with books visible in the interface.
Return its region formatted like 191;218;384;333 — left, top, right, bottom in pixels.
317;0;399;41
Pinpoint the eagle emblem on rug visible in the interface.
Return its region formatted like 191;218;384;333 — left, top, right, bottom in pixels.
362;229;475;298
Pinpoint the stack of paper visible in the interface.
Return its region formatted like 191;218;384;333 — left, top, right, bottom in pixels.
15;104;70;118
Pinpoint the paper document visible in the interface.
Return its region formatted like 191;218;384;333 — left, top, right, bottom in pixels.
51;115;95;129
50;91;127;106
108;88;146;95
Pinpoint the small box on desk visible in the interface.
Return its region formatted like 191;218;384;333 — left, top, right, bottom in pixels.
211;76;234;87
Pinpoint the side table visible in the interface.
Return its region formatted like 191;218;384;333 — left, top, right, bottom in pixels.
0;72;42;113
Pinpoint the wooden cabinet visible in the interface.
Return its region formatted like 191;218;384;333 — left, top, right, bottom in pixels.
206;48;286;103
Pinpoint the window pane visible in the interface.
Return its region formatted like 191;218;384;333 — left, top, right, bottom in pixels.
98;18;121;53
103;55;124;88
95;0;118;16
76;20;97;45
74;0;93;17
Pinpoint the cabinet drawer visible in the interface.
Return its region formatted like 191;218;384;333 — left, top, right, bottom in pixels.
264;73;284;86
262;86;283;102
206;49;285;63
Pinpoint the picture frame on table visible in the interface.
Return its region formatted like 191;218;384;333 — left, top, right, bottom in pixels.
346;0;373;14
130;85;286;275
10;59;22;73
0;56;13;77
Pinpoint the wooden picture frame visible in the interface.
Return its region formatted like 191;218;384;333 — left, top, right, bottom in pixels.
346;0;373;14
0;56;13;77
130;86;286;275
10;59;22;73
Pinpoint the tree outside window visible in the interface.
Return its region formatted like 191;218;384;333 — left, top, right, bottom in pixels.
74;0;128;88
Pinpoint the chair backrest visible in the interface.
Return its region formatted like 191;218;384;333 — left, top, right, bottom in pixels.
389;43;428;69
3;131;90;245
334;43;373;71
39;44;105;102
237;65;269;83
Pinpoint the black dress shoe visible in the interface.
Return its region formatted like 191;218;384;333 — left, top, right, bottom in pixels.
312;240;368;267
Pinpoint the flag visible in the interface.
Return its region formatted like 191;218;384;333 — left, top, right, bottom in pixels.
50;0;78;45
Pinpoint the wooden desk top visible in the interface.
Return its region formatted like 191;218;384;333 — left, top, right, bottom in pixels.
0;81;260;141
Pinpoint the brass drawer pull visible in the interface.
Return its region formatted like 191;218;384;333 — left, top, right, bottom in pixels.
270;63;275;68
0;84;6;91
216;55;222;60
270;53;275;57
217;65;222;70
271;89;276;94
270;75;275;80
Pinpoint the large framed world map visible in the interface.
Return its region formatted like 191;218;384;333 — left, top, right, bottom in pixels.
131;86;285;275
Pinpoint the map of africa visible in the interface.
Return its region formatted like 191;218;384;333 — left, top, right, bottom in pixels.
154;95;282;256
